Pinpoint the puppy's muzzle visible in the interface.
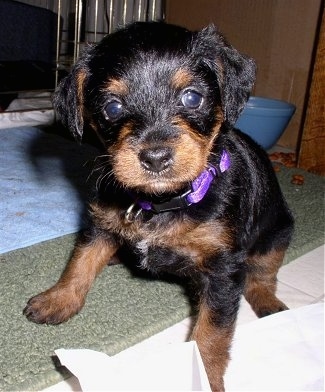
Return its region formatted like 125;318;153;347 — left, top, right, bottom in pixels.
139;146;173;174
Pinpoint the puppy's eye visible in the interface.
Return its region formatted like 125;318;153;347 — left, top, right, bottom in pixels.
181;90;203;109
103;100;123;121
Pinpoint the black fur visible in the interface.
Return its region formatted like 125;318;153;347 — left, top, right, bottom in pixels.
26;22;294;391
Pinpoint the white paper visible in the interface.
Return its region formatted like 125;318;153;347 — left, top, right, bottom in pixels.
56;341;211;391
56;303;324;391
225;302;324;391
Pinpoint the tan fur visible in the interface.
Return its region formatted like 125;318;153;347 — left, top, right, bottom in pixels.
104;78;129;95
191;302;234;392
110;115;224;194
245;249;288;317
170;68;194;89
76;70;87;123
25;237;118;324
90;202;233;269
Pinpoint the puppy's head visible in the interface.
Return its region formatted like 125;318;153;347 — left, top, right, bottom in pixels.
53;22;256;194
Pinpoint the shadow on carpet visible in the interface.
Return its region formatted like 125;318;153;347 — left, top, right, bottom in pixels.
0;127;99;254
0;166;324;391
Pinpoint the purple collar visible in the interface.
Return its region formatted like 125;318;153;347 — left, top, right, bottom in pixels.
125;150;230;220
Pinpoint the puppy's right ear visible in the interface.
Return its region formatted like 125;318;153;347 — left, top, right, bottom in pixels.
52;45;94;140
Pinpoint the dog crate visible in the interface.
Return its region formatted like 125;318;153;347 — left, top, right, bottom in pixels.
0;0;165;125
55;0;165;84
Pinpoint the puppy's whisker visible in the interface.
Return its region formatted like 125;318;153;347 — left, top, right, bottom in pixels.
87;154;113;183
95;169;115;191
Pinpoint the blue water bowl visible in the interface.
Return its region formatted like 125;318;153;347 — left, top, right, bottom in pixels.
235;96;296;150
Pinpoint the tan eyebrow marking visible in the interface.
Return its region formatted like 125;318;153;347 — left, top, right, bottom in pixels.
104;78;129;95
170;68;194;89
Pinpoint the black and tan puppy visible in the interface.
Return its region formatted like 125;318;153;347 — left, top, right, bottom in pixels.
24;22;294;391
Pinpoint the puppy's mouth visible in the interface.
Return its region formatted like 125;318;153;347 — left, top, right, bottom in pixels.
110;139;207;194
113;153;200;194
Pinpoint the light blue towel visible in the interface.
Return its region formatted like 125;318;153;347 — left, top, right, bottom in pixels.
0;127;98;254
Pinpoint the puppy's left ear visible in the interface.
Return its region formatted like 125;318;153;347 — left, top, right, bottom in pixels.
52;45;94;140
196;25;257;127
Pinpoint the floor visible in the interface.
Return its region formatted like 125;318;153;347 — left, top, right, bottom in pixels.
44;244;324;391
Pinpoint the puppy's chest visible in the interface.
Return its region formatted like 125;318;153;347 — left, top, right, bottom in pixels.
91;202;232;265
93;201;193;247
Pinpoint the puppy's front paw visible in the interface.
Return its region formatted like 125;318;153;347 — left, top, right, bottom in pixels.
23;286;85;324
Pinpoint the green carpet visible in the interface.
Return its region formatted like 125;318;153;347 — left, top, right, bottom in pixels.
0;166;324;391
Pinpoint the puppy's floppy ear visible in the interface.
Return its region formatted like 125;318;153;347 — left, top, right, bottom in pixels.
52;45;94;140
196;25;256;127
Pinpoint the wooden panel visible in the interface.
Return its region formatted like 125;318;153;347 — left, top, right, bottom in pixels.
297;9;325;176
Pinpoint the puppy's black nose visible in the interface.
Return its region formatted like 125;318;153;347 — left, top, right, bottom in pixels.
139;147;173;173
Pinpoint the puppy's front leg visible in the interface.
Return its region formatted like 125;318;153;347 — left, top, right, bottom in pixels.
192;259;245;392
192;303;235;392
24;234;119;324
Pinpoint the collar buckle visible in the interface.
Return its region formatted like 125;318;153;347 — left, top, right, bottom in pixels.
125;202;143;222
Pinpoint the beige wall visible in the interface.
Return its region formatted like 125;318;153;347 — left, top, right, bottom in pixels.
166;0;322;149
